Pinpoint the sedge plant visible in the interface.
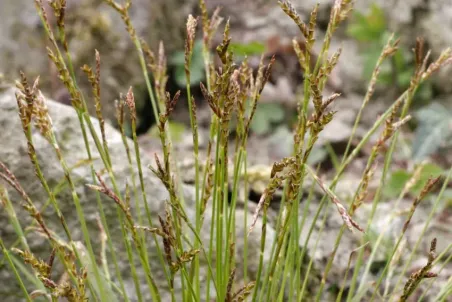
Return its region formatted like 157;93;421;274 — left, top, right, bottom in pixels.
1;0;452;301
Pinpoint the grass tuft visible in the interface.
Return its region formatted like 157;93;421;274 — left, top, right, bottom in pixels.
1;0;451;301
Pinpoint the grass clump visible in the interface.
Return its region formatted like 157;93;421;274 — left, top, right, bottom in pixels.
1;0;452;301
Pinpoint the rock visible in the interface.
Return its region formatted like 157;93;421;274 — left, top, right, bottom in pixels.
328;39;365;94
419;1;452;93
354;0;425;30
0;0;194;122
419;1;452;55
0;88;274;301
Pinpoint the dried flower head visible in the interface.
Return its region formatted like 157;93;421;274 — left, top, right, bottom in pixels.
12;248;52;279
140;38;156;71
422;48;452;80
186;15;197;48
402;177;440;233
33;91;53;140
15;74;53;140
232;281;256;302
125;86;136;122
400;238;438;301
279;1;309;40
305;164;364;232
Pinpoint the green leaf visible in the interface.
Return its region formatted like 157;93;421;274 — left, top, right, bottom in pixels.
170;40;205;87
397;69;414;87
367;3;386;34
250;110;270;135
414;82;433;104
385;163;445;197
230;41;266;57
363;46;386;79
393;49;410;71
149;122;186;142
412;103;452;160
174;66;186;87
266;103;285;122
251;104;284;134
411;163;444;194
250;103;285;135
347;3;386;42
347;24;374;42
385;170;411;197
170;51;185;66
189;61;205;85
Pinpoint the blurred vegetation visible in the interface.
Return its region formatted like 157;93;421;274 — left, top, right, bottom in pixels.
347;3;433;103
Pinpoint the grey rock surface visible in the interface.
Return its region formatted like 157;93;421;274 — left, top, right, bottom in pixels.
0;88;274;301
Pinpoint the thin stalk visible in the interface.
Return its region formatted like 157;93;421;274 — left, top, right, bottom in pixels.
300;203;330;301
367;76;422;301
75;112;129;300
295;178;321;301
243;151;249;283
49;132;107;300
276;228;294;301
206;121;220;301
325;142;340;172
258;182;289;301
1;188;30;251
265;139;315;298
199;15;217;299
43;30;137;295
278;169;314;301
21;126;84;290
253;205;270;302
0;187;47;292
36;12;136;296
125;9;189;210
391;166;452;296
198;25;218;297
35;9;158;297
217;141;226;300
80;108;165;299
342;35;397;161
185;20;201;297
336;242;369;302
10;255;45;293
226;147;244;250
164;200;219;302
369;181;438;301
370;232;408;301
121;222;143;302
223;146;245;295
265;199;296;298
352;162;427;301
315;118;391;299
130;107;169;271
314;225;345;301
0;239;32;302
418;243;452;300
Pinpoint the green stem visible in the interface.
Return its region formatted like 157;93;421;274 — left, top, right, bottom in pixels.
0;239;32;302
